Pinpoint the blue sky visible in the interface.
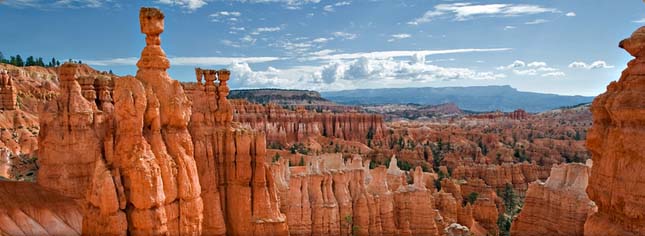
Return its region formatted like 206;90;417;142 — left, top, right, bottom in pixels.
1;0;644;96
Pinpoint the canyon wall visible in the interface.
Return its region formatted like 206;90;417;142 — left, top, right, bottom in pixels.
584;26;645;235
511;162;596;236
452;163;550;194
230;99;386;146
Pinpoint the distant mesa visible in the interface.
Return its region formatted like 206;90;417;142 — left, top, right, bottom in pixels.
321;85;594;113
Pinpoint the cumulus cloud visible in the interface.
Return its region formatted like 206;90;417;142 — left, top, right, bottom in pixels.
316;56;505;85
497;60;564;77
217;54;507;90
565;12;576;17
408;3;558;24
568;61;614;69
157;0;207;11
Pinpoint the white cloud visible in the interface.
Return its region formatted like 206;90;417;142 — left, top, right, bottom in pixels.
388;33;412;42
230;0;321;9
255;27;281;32
211;11;241;17
525;19;548;25
309;48;512;61
332;31;358;40
568;61;614;69
504;26;516;30
221;39;241;48
1;0;113;8
84;56;282;66
408;3;558;24
312;37;332;43
211;11;243;23
633;18;645;24
497;60;564;77
156;0;207;11
565;12;576;17
309;49;336;56
323;1;350;12
527;61;547;68
496;60;525;70
0;0;41;8
542;72;566;77
315;56;505;85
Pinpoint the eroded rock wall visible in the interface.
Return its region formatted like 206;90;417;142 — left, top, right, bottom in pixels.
511;162;596;236
231;99;386;146
584;26;645;236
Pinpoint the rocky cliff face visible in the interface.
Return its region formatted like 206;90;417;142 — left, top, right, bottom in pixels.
230;99;386;147
267;154;502;236
584;26;645;236
272;155;441;236
452;162;549;195
511;162;596;236
187;68;288;236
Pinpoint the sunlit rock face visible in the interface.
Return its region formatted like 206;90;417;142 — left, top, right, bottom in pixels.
36;8;205;235
187;68;288;236
584;26;645;236
511;162;596;236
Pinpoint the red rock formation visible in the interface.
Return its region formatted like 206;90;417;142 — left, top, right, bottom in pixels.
511;162;595;236
452;162;548;194
585;26;645;236
188;68;287;236
39;8;205;235
230;99;386;147
0;69;17;110
507;109;528;120
0;182;82;236
37;62;103;200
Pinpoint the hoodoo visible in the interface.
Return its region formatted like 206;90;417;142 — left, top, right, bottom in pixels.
584;26;645;235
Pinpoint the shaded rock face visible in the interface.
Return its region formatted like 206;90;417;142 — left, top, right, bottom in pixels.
0;182;82;236
230;99;386;146
0;70;17;110
585;26;645;236
187;68;288;236
511;163;596;236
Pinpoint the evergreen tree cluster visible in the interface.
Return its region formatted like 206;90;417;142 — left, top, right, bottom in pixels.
0;51;63;67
